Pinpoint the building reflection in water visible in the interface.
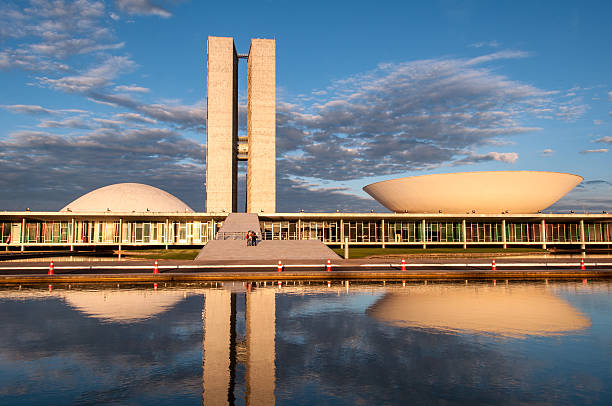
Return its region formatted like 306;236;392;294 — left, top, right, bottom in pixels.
367;284;591;338
1;280;595;404
203;284;276;406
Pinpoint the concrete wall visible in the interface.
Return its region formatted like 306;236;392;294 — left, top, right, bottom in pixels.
206;36;238;213
247;39;276;213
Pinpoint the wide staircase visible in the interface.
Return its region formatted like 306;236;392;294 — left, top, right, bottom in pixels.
195;213;340;261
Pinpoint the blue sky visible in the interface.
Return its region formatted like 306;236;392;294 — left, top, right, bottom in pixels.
0;0;611;212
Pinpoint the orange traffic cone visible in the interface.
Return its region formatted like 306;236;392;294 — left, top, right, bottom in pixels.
48;260;54;275
277;260;283;272
580;257;585;270
401;258;406;271
326;259;332;272
153;259;159;274
491;259;497;271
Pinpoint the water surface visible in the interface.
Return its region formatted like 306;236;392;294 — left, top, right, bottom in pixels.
1;280;611;405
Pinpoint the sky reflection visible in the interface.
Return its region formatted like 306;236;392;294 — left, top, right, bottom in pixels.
0;281;611;405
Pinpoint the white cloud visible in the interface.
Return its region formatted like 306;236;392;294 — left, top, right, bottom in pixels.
1;104;55;115
469;40;500;48
92;118;124;127
88;91;204;129
38;56;135;93
114;84;150;93
465;50;529;66
114;112;157;124
541;148;554;157
596;136;612;144
1;104;89;115
451;151;518;166
0;0;122;71
38;117;94;129
593;120;603;125
115;0;172;18
580;148;608;154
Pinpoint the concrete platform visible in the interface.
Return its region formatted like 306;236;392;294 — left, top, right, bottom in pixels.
195;240;341;261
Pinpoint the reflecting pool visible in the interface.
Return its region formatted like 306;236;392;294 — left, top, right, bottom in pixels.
1;280;612;405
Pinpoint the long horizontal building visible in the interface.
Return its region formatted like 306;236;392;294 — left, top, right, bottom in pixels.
1;211;610;251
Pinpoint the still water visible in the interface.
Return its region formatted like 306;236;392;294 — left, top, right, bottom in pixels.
0;280;611;405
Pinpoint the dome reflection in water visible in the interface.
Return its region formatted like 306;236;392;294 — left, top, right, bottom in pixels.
366;284;591;338
1;281;611;405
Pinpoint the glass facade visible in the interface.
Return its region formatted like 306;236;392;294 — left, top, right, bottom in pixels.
1;222;11;244
0;216;610;248
386;221;419;242
585;222;612;242
546;223;581;243
2;219;217;246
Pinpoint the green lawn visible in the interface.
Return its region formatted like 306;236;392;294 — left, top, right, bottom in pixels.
332;246;546;259
119;249;201;260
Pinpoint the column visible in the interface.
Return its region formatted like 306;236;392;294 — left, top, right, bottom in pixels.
541;219;546;250
381;219;385;249
118;218;123;257
21;218;25;251
70;218;75;251
421;219;426;249
462;219;467;249
580;218;586;251
344;237;349;259
246;288;276;406
203;289;236;406
501;219;507;249
165;218;169;249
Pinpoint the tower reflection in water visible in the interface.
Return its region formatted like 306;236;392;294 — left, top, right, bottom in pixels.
203;284;275;406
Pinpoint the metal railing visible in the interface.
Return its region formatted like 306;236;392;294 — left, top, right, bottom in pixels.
216;231;250;240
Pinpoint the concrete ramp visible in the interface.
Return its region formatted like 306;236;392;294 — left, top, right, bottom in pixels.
195;240;341;261
196;212;340;261
216;213;261;239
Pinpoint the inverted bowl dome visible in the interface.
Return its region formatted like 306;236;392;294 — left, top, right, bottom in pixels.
363;171;582;214
61;183;194;213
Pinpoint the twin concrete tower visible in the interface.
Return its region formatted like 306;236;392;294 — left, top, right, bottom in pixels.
206;36;276;213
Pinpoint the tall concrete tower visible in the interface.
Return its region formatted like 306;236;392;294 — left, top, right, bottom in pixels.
206;37;238;213
205;36;276;213
246;39;276;213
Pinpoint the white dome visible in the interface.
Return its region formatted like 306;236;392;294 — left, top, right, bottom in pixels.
61;183;194;213
363;171;582;214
